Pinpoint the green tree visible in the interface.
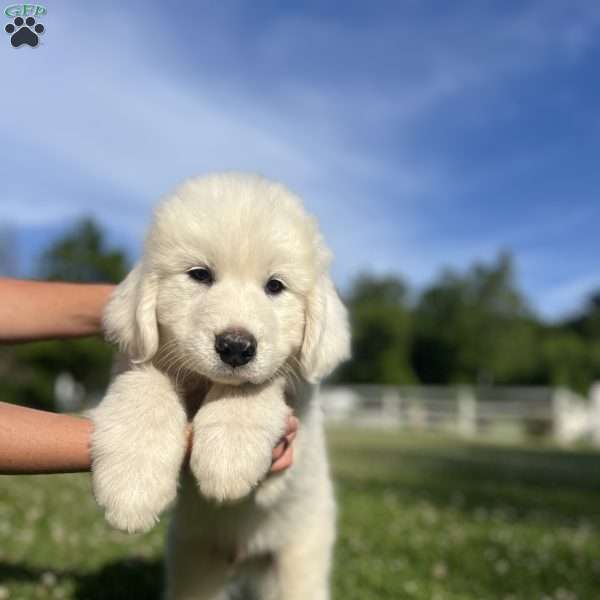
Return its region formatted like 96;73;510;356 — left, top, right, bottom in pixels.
539;292;600;393
39;218;128;283
336;274;415;384
567;292;600;341
412;253;537;385
535;329;594;393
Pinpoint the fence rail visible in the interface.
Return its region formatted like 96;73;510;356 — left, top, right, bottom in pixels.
321;383;600;445
54;370;600;445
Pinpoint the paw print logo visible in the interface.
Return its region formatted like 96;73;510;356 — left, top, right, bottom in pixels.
5;16;45;47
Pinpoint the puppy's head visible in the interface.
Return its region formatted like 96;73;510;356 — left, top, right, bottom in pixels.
104;173;350;385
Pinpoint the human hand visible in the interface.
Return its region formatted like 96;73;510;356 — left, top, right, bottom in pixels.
270;414;298;473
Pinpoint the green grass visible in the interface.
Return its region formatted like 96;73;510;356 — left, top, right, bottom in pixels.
2;430;600;599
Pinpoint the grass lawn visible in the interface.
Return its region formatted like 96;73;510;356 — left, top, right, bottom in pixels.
1;429;600;599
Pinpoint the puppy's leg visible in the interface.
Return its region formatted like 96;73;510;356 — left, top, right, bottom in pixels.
165;536;230;600
190;377;289;503
90;365;187;533
251;561;280;600
272;517;335;600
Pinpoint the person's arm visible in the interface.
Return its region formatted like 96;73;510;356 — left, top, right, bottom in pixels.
0;402;92;473
0;402;298;475
0;278;114;343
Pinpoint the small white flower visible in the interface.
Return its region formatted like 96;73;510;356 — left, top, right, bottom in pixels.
41;571;57;587
403;581;419;595
495;559;509;575
433;561;448;579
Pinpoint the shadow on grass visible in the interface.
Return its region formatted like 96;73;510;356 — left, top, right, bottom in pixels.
74;558;162;600
330;434;600;524
0;557;162;600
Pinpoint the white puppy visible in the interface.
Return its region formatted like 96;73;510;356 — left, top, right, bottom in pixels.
90;173;350;600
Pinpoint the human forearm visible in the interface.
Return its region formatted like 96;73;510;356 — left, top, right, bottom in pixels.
0;402;92;474
0;279;114;342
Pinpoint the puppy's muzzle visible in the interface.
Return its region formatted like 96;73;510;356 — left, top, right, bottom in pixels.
215;329;257;368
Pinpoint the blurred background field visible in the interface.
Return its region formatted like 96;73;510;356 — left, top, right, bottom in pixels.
1;430;600;600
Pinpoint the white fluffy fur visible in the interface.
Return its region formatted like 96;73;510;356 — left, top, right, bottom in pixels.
90;173;350;600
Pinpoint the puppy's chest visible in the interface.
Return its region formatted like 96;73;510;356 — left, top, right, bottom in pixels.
176;474;284;558
179;376;300;418
181;378;211;419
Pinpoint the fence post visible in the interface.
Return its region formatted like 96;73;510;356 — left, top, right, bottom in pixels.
407;397;426;430
457;386;477;438
591;383;600;446
552;387;569;445
382;387;402;427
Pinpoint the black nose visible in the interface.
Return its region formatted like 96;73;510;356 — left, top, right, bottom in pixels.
215;329;257;368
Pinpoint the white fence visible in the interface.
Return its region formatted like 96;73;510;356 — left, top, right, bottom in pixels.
321;383;600;445
54;371;600;445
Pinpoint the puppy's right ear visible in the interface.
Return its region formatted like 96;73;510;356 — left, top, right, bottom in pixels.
103;263;159;363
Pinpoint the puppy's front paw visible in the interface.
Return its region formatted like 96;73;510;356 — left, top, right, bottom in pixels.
90;369;188;533
93;451;180;533
190;382;289;503
191;423;273;503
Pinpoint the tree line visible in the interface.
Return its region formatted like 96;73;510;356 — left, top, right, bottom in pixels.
1;219;599;411
337;254;600;394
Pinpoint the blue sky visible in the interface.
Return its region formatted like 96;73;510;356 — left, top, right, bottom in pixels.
1;0;599;319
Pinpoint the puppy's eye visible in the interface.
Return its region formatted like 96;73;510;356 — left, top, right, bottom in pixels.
187;267;214;285
265;278;285;295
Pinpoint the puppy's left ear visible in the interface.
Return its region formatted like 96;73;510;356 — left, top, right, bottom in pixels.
300;275;351;383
